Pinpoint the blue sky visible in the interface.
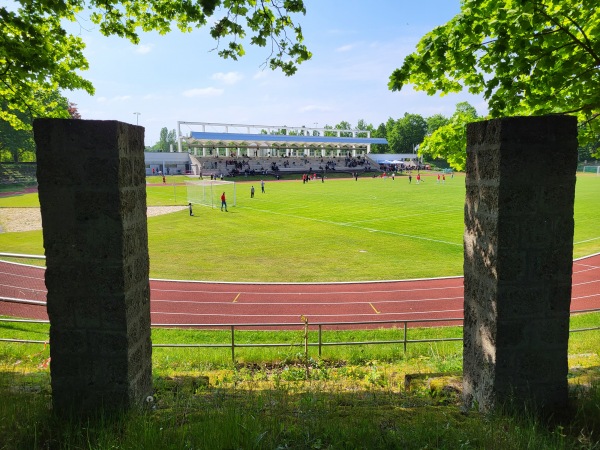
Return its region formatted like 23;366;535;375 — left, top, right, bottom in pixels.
65;1;487;146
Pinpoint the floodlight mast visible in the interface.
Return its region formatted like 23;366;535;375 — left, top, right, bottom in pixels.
177;121;183;153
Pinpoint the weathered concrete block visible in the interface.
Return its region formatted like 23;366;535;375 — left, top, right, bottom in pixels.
34;119;152;415
463;115;577;412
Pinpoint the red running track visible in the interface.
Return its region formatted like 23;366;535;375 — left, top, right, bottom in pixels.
1;254;599;330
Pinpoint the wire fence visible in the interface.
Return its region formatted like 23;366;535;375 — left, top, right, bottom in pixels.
1;306;599;362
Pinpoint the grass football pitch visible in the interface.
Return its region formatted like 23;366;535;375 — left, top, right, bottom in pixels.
0;173;599;282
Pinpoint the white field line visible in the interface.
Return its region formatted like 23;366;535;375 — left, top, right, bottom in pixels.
346;206;462;225
574;236;600;244
238;205;462;247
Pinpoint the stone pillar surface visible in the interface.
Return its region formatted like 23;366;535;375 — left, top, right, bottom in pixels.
33;119;152;414
463;115;578;411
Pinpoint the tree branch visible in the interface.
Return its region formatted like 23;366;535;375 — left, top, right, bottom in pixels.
534;3;600;68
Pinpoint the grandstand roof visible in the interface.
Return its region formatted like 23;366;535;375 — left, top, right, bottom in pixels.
184;131;387;148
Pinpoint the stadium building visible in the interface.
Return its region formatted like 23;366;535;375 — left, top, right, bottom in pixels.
145;121;389;176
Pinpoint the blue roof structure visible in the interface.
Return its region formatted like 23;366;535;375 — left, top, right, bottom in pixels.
186;131;387;147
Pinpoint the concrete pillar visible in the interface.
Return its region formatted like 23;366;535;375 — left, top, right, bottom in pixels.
463;115;578;412
33;119;152;414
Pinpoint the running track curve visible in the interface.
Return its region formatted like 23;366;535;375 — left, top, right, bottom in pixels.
1;254;599;330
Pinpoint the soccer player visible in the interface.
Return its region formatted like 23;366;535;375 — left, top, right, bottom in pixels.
220;192;228;212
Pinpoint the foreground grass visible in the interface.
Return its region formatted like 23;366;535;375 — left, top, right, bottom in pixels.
0;313;598;449
2;370;599;449
1;174;599;281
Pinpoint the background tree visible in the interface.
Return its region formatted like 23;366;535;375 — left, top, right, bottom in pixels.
389;0;600;157
67;103;82;120
0;91;72;162
1;0;311;131
387;113;427;154
159;128;169;153
355;119;374;138
426;114;449;135
335;121;353;137
419;102;480;170
371;122;389;153
323;125;336;137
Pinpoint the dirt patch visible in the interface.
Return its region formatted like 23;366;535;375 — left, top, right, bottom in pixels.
0;206;187;233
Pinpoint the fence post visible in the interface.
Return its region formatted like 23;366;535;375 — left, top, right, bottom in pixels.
231;325;235;362
318;325;322;357
403;322;408;353
301;315;309;379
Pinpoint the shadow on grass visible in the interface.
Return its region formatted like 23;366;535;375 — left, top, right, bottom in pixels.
1;369;599;449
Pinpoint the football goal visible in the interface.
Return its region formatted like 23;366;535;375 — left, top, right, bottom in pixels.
582;166;600;175
186;179;237;208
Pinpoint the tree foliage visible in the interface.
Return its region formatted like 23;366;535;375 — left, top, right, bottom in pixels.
0;91;72;162
371;122;388;153
388;0;600;155
387;113;428;154
1;0;311;130
426;114;449;135
419;102;480;171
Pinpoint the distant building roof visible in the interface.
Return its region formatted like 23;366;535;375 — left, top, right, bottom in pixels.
185;131;387;148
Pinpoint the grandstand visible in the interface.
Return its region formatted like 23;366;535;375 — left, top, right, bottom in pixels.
176;121;387;157
144;121;389;178
0;163;37;184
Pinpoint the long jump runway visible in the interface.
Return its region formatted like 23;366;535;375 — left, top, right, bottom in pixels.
1;254;599;329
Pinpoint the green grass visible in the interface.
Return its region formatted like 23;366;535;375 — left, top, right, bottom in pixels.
0;313;599;449
1;173;599;281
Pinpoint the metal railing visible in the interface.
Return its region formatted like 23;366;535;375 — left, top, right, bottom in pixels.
2;311;599;362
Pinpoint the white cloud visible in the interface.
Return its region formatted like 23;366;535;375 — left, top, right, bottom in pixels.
136;44;153;55
253;71;268;80
336;44;354;52
211;72;243;84
182;87;224;97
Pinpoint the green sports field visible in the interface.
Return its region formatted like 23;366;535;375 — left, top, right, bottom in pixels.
0;173;599;282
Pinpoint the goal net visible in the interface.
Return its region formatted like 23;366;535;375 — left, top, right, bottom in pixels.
186;179;237;208
582;166;600;175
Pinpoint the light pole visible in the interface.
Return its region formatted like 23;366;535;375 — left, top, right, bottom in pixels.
133;112;141;125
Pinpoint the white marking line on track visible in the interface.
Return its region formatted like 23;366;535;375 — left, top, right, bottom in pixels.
151;285;464;296
573;264;600;273
151;308;465;318
239;206;462;247
573;279;600;287
0;270;45;281
572;293;600;301
151;296;464;306
0;283;46;293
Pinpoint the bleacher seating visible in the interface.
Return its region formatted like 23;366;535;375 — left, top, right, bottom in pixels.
0;163;37;184
193;155;376;177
